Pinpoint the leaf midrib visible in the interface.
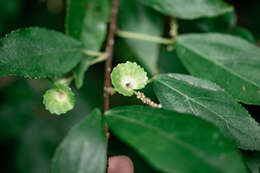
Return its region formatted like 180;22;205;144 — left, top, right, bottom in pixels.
157;80;228;122
156;80;256;141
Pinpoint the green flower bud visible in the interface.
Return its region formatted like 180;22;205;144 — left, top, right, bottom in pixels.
43;84;75;115
111;61;148;96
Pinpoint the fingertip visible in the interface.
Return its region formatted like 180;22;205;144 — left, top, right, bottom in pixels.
108;156;134;173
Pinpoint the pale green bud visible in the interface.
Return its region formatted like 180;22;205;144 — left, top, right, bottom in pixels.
43;84;75;115
111;61;148;96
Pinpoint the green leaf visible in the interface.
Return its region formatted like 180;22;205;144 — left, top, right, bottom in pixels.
66;0;110;88
175;33;260;105
153;73;260;150
106;106;248;173
51;109;107;173
0;27;83;78
136;0;233;19
117;0;163;74
230;27;256;43
73;55;96;89
66;0;109;49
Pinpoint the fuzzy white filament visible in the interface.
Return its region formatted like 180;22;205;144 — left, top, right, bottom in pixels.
121;76;137;90
55;90;67;102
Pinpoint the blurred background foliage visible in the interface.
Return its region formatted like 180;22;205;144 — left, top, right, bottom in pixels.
0;0;260;172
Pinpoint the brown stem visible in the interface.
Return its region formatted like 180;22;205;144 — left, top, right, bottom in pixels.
104;0;119;112
103;0;119;171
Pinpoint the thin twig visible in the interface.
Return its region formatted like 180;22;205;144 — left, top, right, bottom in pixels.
103;0;119;171
104;0;119;112
81;49;105;56
89;53;107;66
116;29;175;44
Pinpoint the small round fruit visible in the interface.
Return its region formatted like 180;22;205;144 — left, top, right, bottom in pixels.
111;61;148;96
43;84;75;115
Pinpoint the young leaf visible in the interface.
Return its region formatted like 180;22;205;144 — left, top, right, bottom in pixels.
136;0;233;19
66;0;109;49
153;74;260;150
175;33;260;105
0;27;83;78
117;0;163;74
73;55;96;89
51;109;107;173
66;0;110;88
106;106;248;173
